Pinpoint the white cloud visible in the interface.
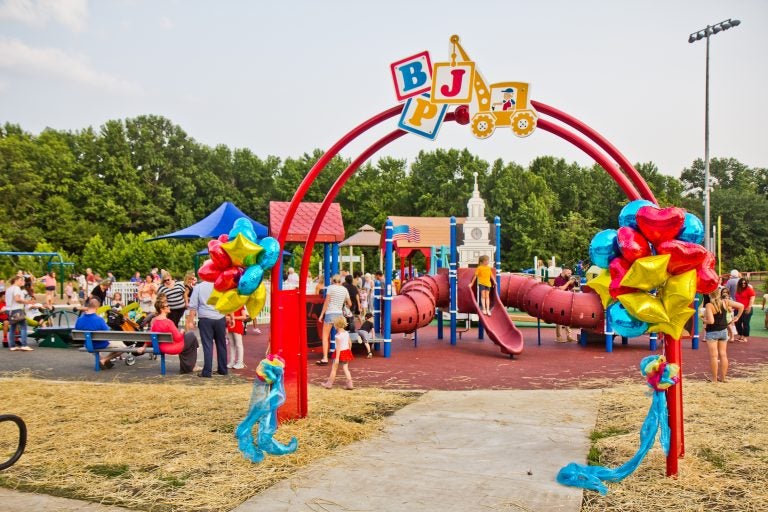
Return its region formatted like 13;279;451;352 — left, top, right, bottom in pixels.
0;37;143;95
0;0;88;32
159;16;173;30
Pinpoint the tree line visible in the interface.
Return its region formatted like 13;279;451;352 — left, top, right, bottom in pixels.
1;115;767;279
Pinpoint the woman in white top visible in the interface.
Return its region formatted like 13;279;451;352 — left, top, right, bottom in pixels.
316;274;351;366
4;275;35;351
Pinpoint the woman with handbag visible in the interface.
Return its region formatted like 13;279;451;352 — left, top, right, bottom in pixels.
4;276;35;351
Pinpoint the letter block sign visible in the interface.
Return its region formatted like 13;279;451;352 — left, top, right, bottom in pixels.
430;61;475;104
390;51;433;101
397;93;448;140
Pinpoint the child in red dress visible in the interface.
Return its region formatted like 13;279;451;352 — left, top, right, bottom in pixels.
322;315;354;390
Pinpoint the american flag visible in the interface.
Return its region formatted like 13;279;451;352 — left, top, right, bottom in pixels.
392;224;421;243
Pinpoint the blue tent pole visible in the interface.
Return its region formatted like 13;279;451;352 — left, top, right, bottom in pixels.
384;220;393;358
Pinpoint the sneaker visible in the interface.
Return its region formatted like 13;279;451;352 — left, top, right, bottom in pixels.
321;381;332;389
254;328;262;335
9;347;20;351
233;362;245;369
19;346;34;351
227;361;235;368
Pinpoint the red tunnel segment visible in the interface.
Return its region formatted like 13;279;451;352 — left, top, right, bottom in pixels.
388;271;603;333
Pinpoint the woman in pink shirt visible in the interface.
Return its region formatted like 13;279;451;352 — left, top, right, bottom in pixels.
733;277;756;342
42;271;57;306
137;297;200;374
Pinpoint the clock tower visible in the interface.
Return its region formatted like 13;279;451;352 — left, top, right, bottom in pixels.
459;172;495;268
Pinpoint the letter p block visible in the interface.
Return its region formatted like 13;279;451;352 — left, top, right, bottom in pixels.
397;94;448;140
390;51;432;101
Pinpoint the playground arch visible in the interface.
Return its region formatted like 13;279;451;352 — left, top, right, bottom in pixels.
267;100;683;476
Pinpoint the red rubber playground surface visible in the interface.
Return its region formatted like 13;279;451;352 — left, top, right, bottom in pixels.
244;324;768;390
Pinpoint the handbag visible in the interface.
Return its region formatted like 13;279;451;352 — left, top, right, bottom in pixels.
9;310;26;325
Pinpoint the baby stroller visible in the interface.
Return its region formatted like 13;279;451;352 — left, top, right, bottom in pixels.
105;306;152;366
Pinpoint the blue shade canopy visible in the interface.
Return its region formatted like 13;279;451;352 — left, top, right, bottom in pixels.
146;202;268;241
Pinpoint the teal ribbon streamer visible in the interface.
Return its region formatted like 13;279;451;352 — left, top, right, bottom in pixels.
235;362;298;463
557;355;674;494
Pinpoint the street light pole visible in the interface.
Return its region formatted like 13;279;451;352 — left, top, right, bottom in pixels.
688;18;740;252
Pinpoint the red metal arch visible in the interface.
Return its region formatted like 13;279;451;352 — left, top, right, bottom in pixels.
271;102;657;419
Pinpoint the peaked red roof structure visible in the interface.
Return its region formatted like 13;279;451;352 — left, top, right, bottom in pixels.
269;201;346;243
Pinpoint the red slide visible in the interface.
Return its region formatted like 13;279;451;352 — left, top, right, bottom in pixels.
466;282;524;356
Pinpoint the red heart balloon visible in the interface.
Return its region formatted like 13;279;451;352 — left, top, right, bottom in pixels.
214;266;243;292
696;264;720;294
635;206;685;246
217;233;229;243
609;257;639;298
208;239;232;270
198;259;220;282
701;251;716;269
655;240;708;274
617;226;651;262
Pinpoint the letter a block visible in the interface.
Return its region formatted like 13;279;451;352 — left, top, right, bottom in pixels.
397;93;447;140
390;51;433;101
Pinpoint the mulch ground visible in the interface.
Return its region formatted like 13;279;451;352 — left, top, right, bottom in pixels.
244;324;768;390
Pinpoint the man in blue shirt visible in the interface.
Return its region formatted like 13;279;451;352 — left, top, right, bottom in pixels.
186;280;227;378
75;299;120;369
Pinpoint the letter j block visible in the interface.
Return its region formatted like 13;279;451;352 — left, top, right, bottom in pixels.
390;51;432;101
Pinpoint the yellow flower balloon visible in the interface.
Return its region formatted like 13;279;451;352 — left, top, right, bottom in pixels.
246;282;267;319
586;269;613;308
618;292;670;324
214;288;249;314
660;269;697;311
221;233;263;267
621;254;671;291
648;307;695;339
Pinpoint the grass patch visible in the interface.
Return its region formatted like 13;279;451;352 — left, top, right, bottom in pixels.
0;378;420;512
86;464;130;478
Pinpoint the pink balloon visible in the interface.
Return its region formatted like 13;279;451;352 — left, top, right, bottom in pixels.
656;239;708;274
617;226;651;262
198;259;220;282
635;206;685;246
217;233;229;243
609;256;638;298
207;239;232;270
214;267;243;292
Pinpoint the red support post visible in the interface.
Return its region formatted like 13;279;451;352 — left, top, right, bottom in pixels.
665;337;684;477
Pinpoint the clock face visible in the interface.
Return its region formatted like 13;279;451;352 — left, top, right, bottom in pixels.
471;227;483;240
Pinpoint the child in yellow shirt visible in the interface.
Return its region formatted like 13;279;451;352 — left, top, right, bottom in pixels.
469;255;495;315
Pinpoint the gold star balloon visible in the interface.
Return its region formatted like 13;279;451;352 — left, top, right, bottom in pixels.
221;233;263;267
586;269;613;308
648;307;695;339
618;292;670;324
246;282;267;319
620;254;671;291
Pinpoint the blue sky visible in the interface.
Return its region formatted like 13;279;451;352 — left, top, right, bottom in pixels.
1;0;766;177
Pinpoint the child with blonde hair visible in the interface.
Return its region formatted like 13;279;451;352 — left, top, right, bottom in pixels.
469;255;495;315
322;315;354;390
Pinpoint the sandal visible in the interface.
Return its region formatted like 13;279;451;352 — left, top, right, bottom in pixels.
315;360;328;366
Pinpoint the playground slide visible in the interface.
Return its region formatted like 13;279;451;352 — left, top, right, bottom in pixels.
465;283;524;356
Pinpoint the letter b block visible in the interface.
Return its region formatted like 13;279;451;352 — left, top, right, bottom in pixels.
390;51;433;101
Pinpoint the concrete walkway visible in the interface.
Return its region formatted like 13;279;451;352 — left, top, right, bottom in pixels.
236;389;599;512
1;389;599;512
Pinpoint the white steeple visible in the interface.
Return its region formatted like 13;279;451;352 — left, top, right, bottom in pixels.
459;172;495;268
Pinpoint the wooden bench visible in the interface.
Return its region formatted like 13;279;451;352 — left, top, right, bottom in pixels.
71;330;174;375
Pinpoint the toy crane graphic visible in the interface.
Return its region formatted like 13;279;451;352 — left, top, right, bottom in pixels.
450;35;538;139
